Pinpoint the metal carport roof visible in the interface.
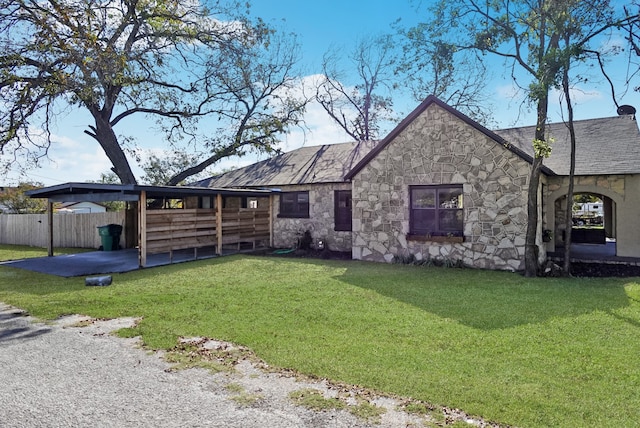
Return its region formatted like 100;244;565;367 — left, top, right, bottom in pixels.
26;182;273;202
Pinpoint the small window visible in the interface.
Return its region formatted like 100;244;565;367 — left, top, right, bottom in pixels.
240;197;259;209
410;185;463;236
334;190;352;231
198;196;212;209
279;191;309;218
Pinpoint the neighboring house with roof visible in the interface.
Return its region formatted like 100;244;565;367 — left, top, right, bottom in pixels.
198;96;640;270
56;201;107;213
0;186;12;213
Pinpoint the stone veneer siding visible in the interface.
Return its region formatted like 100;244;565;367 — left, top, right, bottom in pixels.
351;103;536;271
272;183;353;252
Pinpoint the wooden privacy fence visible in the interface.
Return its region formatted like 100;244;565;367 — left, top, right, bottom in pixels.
144;207;270;258
221;208;270;249
146;209;217;254
0;212;125;248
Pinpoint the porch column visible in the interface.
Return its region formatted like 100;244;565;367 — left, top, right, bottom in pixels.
138;191;147;267
269;194;274;248
216;193;223;255
604;198;615;239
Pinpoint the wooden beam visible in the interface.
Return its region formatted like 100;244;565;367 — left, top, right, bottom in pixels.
269;195;274;248
46;193;139;203
47;201;54;257
216;193;223;255
138;191;147;268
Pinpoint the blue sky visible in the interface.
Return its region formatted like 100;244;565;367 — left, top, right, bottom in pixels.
7;0;640;186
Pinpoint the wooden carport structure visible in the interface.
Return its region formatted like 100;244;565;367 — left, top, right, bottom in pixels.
27;183;273;268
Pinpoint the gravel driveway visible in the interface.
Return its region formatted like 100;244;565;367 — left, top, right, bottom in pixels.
0;303;438;428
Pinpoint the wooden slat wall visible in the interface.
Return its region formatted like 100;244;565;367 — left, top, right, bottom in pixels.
221;208;270;247
144;207;270;255
146;208;217;254
0;212;125;248
0;206;271;255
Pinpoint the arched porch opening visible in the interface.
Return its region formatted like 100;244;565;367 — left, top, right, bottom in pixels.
552;192;616;257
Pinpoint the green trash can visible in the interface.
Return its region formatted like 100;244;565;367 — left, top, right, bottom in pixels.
98;224;123;251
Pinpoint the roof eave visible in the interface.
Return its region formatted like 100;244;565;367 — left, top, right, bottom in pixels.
345;95;555;179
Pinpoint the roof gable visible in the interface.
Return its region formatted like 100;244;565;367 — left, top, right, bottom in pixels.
345;95;550;179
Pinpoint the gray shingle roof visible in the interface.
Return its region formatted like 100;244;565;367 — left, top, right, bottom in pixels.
196;102;640;190
195;141;376;188
495;115;640;176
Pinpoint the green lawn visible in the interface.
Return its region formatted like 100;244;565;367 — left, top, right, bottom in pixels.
1;245;639;427
0;244;92;261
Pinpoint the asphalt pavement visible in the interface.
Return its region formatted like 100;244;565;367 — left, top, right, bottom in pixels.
0;303;427;428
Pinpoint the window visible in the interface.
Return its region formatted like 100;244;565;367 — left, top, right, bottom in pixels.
334;190;352;231
279;191;309;218
198;196;212;209
410;185;463;236
240;197;259;209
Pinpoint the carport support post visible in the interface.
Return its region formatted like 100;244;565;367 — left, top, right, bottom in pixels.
216;193;223;255
47;201;54;257
138;191;147;268
269;195;274;248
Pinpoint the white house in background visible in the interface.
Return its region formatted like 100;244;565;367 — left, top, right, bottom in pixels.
575;202;604;217
56;201;107;213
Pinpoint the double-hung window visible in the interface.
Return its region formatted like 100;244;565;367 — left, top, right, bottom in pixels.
279;191;309;218
410;185;463;236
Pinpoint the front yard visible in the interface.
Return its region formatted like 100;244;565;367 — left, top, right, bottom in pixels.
1;246;639;427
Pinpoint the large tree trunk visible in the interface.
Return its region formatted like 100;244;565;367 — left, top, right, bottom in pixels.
524;156;543;277
524;96;550;277
562;42;577;276
88;115;138;185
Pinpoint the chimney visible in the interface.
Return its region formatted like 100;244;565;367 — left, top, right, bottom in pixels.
617;105;636;120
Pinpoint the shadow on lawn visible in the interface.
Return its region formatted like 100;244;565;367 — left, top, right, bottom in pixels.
338;266;633;330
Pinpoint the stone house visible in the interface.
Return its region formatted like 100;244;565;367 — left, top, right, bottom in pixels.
195;141;375;251
199;96;640;270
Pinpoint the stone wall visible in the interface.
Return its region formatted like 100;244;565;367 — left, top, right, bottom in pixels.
271;183;353;252
351;103;535;271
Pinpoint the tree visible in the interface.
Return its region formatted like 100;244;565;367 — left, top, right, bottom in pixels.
0;182;47;213
398;28;493;125
419;0;636;276
141;150;209;185
560;31;578;276
622;2;640;91
315;34;397;142
164;29;307;185
0;0;306;185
